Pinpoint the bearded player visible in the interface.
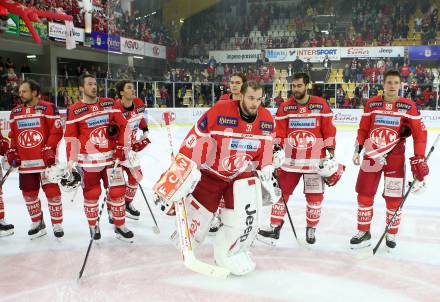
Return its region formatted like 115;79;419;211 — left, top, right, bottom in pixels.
258;73;344;245
64;73;133;241
7;80;64;239
154;81;280;276
350;70;429;249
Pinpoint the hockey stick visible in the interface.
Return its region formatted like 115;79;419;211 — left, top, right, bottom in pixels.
0;166;13;187
138;183;160;234
272;172;299;243
370;133;440;256
78;160;120;280
163;112;230;278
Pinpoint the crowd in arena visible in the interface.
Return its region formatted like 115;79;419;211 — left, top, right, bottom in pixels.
15;0;176;47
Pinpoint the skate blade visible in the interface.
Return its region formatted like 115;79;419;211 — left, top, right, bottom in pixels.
116;234;134;243
30;229;47;240
0;229;14;237
350;240;371;250
126;213;140;221
255;234;278;247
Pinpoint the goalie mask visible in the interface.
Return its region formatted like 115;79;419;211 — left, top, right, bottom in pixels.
60;170;82;192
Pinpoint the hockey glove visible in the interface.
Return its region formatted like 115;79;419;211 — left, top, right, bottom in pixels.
42;146;56;167
317;157;345;187
6;148;21;168
410;155;429;181
0;137;9;156
272;144;285;169
132;132;151;152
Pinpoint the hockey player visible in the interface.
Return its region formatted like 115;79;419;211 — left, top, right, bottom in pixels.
351;70;429;249
154;81;277;275
210;72;247;233
258;73;344;245
7;80;64;239
64;73;133;241
114;80;150;220
218;73;246;102
0;131;14;237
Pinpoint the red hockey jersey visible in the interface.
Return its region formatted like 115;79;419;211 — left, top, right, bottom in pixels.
114;98;148;144
179;100;275;181
356;96;427;158
9;101;63;173
64;98;128;168
275;96;336;173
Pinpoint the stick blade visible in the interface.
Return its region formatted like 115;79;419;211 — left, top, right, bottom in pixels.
184;254;230;279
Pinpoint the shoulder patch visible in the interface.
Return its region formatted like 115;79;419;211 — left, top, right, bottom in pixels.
308;103;323;111
284;105;298;112
35;105;48;112
136;106;145;113
12;107;23;114
100;100;114;108
73;106;89;116
369;101;383;109
395;102;412;111
198;115;208;131
259;121;274;131
217;116;238;127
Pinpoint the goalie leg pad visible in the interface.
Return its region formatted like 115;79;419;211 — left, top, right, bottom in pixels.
185;194;213;247
214;177;261;276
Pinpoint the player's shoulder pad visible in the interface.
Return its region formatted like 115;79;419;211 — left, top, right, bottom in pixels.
366;96;383;109
69;102;89;117
308;96;328;111
395;97;416;112
99;97;115;108
11;104;24;115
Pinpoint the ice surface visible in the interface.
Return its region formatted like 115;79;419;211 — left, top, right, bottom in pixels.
1;125;439;302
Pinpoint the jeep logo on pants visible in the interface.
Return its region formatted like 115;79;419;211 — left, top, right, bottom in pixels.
239;204;256;242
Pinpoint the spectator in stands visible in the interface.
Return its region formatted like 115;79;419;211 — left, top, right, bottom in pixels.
293;57;304;74
322;55;331;69
336;86;346;108
159;85;169;107
343;64;350;83
401;63;410;82
274;92;284;107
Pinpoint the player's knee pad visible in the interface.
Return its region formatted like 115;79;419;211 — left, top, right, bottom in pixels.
357;194;374;207
108;185;125;200
42;183;61;199
305;193;323;203
303;174;325;194
83;186;101;201
215;177;261;255
383;176;404;199
23;190;39;201
385;197;401;210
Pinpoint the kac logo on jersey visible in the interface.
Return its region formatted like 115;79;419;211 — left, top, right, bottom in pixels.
229;139;260;151
17;118;41;129
86;115;109;128
374;115;400;127
221;153;253;173
18;129;43;148
369;127;398;147
288;130;317;149
89;126;108;146
289;118;317;129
